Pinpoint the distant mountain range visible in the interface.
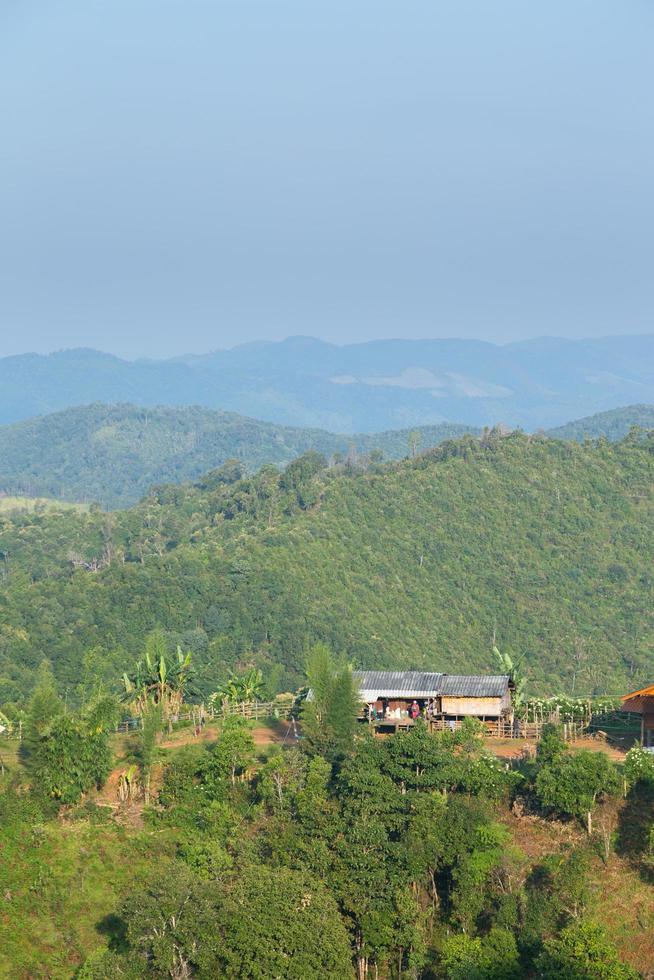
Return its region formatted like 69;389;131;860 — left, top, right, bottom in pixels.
0;402;651;509
1;334;653;430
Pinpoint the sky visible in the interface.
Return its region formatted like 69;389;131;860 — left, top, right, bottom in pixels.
1;1;653;359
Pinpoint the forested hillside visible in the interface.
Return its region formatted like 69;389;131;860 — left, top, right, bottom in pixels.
547;404;654;443
0;403;475;508
0;430;652;706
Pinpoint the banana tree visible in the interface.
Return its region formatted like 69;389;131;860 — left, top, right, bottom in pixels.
493;645;527;717
121;631;195;729
238;668;265;702
209;668;265;708
117;764;139;804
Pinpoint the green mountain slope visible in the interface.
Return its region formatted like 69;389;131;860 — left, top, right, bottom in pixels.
0;432;652;704
547;404;654;442
0;403;475;508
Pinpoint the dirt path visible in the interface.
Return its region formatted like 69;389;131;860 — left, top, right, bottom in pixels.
157;720;295;751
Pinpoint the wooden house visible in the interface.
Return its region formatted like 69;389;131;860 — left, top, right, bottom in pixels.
622;683;654;748
439;674;513;718
354;670;512;729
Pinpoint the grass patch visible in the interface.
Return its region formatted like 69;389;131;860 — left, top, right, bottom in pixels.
0;814;176;977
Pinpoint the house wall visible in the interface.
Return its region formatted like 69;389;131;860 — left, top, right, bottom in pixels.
440;695;508;718
643;712;654;747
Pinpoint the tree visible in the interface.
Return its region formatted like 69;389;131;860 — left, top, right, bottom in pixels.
139;703;163;805
536;723;567;766
121;631;194;731
535;750;621;833
624;745;654;789
118;863;353;979
440;928;521;980
384;722;460;794
404;792;449;909
301;644;359;761
535;921;639;979
215;865;353;978
257;746;306;814
20;662;63;772
210;667;265;705
408;430;421;457
78;948;143;979
207;715;255;786
493;645;526;716
119;864;219;979
31;713;112;804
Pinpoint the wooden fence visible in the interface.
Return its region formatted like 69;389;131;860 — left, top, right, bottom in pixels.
427;717;586;740
111;698;293;736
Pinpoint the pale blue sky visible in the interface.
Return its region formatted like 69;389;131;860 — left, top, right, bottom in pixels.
1;1;652;357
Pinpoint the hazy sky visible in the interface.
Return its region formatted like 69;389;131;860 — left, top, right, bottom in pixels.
1;1;653;358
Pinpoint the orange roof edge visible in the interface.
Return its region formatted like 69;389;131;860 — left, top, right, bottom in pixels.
622;683;654;702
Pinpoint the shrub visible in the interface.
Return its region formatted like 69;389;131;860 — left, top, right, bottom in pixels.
535;921;639;979
535;750;620;831
624;745;654;788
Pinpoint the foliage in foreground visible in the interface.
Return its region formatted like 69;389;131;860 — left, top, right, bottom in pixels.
66;708;635;979
0;704;642;979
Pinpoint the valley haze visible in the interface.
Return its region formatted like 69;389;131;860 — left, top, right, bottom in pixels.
1;333;653;432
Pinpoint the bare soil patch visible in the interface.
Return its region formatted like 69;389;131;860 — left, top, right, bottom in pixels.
488;735;627;762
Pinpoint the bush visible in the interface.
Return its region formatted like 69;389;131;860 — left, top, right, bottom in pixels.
624;745;654;789
535;921;639;979
535;751;620;830
440;928;521;979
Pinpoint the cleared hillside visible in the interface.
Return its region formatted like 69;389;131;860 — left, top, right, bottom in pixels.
0;431;652;703
0;403;474;508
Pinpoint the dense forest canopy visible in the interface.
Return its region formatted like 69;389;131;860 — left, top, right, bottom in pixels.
0;429;652;706
0;402;650;510
0;403;475;508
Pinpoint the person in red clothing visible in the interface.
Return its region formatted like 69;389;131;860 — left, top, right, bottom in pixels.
409;700;420;720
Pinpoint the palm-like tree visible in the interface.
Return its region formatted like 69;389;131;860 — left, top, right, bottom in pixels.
122;631;195;724
209;667;265;706
238;668;265;702
493;645;526;715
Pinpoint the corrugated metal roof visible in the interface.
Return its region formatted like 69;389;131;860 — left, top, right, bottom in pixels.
354;671;443;698
440;675;510;698
353;671;510;700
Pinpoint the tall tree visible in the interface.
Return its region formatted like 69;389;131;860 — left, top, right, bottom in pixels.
20;662;64;772
302;644;360;761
